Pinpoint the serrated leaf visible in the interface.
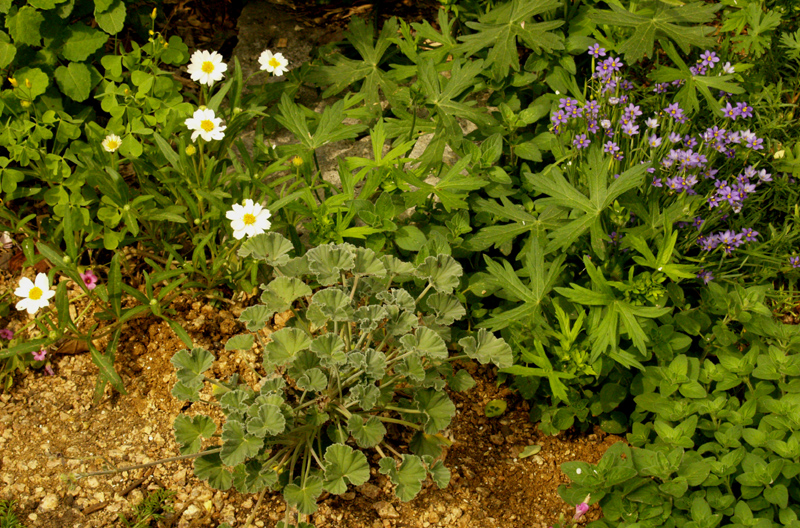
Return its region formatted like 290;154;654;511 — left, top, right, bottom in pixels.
6;5;44;46
400;327;448;359
172;379;203;401
225;333;254;351
13;67;49;100
459;329;513;368
261;276;312;314
311;333;347;367
61;23;107;61
306;244;355;285
396;355;426;382
219;389;255;414
297;368;328;392
353;246;387;276
322;444;371;494
0;39;15;69
425;293;466;325
347;415;386;448
221;421;264;467
353;305;389;333
171;347;214;385
349;382;381;411
239;304;273;332
381;255;416;276
173;414;216;455
232;460;278;494
307;288;353;327
265;328;312;366
94;0;126;34
194;452;232;490
428;460;450;488
246;403;286;437
379;455;427;502
446;369;476;392
414;389;455;434
237;232;294;266
416;254;462;294
283;475;324;515
384;306;419;336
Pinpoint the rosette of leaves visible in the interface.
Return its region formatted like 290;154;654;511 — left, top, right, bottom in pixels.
171;233;512;522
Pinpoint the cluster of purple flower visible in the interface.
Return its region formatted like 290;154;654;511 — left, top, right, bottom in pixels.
697;228;758;254
721;102;754;120
791;256;800;268
707;166;770;213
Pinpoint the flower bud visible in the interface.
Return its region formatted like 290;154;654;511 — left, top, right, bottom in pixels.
25;78;31;88
8;77;17;87
194;218;201;225
149;298;158;307
185;145;197;156
292;156;303;167
123;204;131;211
20;100;31;108
62;256;71;264
151;7;157;19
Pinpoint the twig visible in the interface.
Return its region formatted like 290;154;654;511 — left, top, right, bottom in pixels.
119;467;154;496
82;501;108;515
243;487;268;528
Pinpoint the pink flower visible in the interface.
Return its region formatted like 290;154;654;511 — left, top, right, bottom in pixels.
574;494;591;520
0;328;13;340
33;348;47;361
80;269;98;290
44;365;54;376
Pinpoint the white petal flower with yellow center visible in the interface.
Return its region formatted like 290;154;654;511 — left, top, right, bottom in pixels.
226;199;271;240
258;50;289;77
184;108;226;142
187;50;228;86
14;273;55;315
102;134;122;153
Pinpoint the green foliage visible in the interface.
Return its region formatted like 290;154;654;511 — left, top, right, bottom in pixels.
0;500;25;528
118;489;175;528
172;234;510;518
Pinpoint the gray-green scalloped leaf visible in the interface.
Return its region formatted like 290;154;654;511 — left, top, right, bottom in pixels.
458;329;513;368
239;304;273;332
347;415;386;448
237;232;294;266
322;444;371;495
310;333;347;367
353;247;387;276
194;452;232;490
414;389;456;434
447;369;476;392
220;389;255;415
259;377;286;394
354;305;388;333
378;455;426;502
264;328;312;367
173;414;216;455
307;244;355;285
400;327;448;359
275;255;310;277
172;378;203;402
246;403;286;437
395;355;426;382
428;459;451;488
260;276;313;314
416;254;462;294
384;306;418;336
425;293;466;325
171;347;214;385
307;288;354;327
232;460;278;494
297;367;328;392
377;288;416;311
348;382;381;411
283;475;324;515
225;333;254;351
221;421;264;467
409;431;443;459
381;255;415;277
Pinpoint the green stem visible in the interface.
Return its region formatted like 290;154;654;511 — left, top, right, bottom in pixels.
377;416;422;430
74;447;222;478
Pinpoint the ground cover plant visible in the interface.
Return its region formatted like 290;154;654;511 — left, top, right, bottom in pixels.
1;0;800;526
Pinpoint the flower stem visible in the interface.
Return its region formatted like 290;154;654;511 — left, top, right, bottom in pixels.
74;447;222;478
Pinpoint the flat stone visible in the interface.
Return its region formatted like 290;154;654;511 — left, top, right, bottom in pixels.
373;501;400;519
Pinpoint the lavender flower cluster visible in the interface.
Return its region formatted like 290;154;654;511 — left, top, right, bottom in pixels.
550;45;778;279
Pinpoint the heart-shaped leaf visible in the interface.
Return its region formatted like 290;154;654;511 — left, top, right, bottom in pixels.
283;475;324;515
194;452;232;490
265;328;312;366
459;329;513;368
322;444;371;494
378;455;427;502
347;415;386;448
173;414;216;455
246;403;286;437
238;232;294;266
221;421;264;467
171;347;214;385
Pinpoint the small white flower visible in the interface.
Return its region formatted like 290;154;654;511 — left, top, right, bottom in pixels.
645;117;658;129
576;468;582;475
258;50;289;77
102;134;122;153
722;62;735;74
601;119;612;129
226;199;272;240
555;90;561;95
187;50;228;87
608;97;620;105
15;273;55;315
184;108;226;142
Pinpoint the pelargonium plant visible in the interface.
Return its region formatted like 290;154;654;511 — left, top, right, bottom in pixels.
170;232;512;526
550;45;777;284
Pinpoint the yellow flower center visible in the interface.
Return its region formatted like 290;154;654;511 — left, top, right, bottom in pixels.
269;57;281;68
29;287;43;301
243;213;256;226
200;120;215;132
201;61;215;73
106;140;120;150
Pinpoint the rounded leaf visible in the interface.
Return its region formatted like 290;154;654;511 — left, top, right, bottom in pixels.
322;444;371;494
194;452;232;490
347;415;386;448
173;414;216;455
221;421;264;467
416;254;462;294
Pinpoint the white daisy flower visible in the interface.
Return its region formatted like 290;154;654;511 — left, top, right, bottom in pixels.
102;134;122;153
184;108;226;142
258;50;289;77
187;50;228;87
15;273;55;315
226;199;272;240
